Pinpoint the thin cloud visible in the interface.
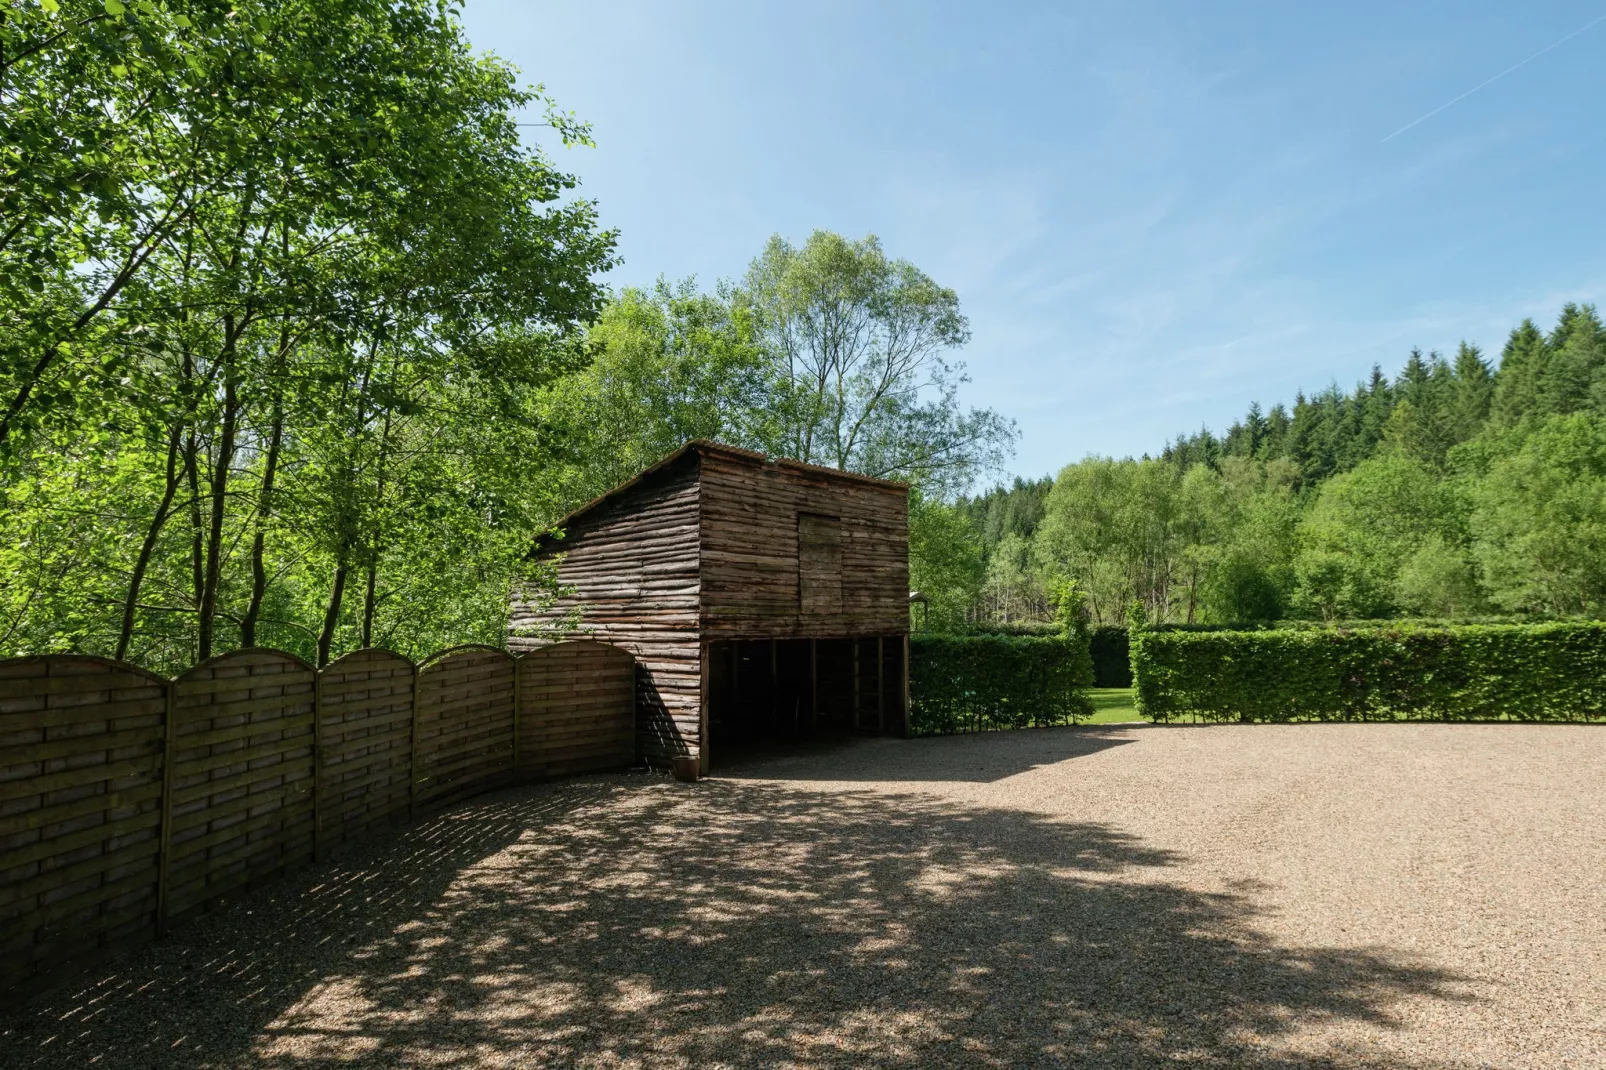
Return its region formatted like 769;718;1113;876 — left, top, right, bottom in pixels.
1381;12;1606;143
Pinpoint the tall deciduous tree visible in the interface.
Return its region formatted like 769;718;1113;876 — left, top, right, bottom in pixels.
744;231;1013;493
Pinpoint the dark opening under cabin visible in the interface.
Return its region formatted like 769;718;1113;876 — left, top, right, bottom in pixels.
509;440;910;773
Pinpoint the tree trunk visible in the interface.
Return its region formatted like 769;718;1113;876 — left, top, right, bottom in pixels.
115;424;184;661
239;394;284;647
196;361;239;661
184;429;205;642
361;561;377;649
317;562;348;668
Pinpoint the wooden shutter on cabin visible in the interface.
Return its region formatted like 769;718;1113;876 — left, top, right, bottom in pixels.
798;514;843;615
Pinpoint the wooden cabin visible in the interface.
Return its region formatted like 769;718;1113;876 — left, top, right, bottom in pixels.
509;441;910;773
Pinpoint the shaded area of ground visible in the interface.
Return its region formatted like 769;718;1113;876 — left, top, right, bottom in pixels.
5;723;1603;1068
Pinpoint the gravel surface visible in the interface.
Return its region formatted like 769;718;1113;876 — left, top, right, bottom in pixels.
3;723;1603;1068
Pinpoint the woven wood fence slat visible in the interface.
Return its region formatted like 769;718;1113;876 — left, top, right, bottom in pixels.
0;639;635;1002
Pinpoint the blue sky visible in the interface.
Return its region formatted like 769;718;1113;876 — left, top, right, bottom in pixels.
460;1;1606;482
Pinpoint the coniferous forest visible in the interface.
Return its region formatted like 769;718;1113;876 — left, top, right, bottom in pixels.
945;306;1606;630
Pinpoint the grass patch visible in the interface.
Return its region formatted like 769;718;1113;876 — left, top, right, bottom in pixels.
1084;687;1147;724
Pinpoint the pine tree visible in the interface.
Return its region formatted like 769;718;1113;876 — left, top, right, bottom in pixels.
1491;319;1547;426
1539;304;1605;416
1450;341;1493;442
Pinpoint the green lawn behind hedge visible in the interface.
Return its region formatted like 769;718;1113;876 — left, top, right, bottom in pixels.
1084;688;1147;724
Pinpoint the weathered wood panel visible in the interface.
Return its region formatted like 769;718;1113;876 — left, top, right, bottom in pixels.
0;657;167;994
799;513;844;616
416;647;514;807
317;649;414;855
699;449;909;640
166;651;315;921
517;641;634;778
513;454;702;764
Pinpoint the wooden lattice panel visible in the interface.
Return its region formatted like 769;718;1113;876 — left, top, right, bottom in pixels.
415;647;514;807
165;651;315;920
518;641;635;778
0;657;166;991
317;649;415;854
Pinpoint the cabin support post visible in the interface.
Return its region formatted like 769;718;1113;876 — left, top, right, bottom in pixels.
769;638;778;735
699;641;711;776
809;638;818;734
877;636;885;735
902;633;911;738
852;640;861;731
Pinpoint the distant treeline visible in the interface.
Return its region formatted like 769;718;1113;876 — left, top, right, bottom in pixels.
923;304;1606;630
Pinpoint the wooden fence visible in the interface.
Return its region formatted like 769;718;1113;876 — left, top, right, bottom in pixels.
0;640;634;999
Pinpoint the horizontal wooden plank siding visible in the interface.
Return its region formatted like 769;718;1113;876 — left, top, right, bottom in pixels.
415;647;515;808
0;657;166;994
166;651;315;922
317;649;414;856
513;454;702;765
518;641;635;777
698;451;909;640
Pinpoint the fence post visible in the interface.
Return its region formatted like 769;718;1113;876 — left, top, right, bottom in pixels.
155;677;177;935
312;669;324;862
511;652;522;782
408;663;421;818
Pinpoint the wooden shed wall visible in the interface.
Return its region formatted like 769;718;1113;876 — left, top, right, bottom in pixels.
698;451;909;640
510;460;702;764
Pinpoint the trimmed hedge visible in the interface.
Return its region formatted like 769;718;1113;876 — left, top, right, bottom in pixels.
1090;626;1131;687
1132;622;1606;722
909;635;1093;735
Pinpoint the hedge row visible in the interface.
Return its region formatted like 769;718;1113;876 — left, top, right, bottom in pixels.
1132;622;1606;722
909;635;1093;735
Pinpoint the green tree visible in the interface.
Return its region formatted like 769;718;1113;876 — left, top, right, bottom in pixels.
1468;413;1606;616
1292;454;1471;619
907;492;984;633
0;0;615;670
744;230;1014;493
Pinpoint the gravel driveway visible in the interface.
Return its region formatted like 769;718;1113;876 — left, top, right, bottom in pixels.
3;723;1603;1068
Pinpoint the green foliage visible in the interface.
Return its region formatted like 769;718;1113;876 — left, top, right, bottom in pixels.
743;231;1015;494
1466;413;1606;616
907;491;985;633
961;302;1606;632
1292;453;1469;619
1131;623;1606;722
909;634;1093;735
0;0;615;672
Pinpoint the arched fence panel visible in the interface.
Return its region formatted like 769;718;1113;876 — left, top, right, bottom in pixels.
317;649;416;856
0;656;167;994
165;651;316;921
519;641;636;779
416;647;516;808
0;639;636;1002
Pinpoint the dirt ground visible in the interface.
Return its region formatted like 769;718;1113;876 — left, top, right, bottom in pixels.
3;723;1604;1069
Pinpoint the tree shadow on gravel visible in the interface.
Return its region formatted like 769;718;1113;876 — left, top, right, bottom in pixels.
0;776;1475;1069
714;725;1139;783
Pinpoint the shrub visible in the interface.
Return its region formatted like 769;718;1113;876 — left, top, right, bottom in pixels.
1090;626;1131;687
909;634;1093;735
1131;622;1606;723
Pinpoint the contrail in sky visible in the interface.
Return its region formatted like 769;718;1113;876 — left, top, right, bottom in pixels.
1381;11;1606;143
